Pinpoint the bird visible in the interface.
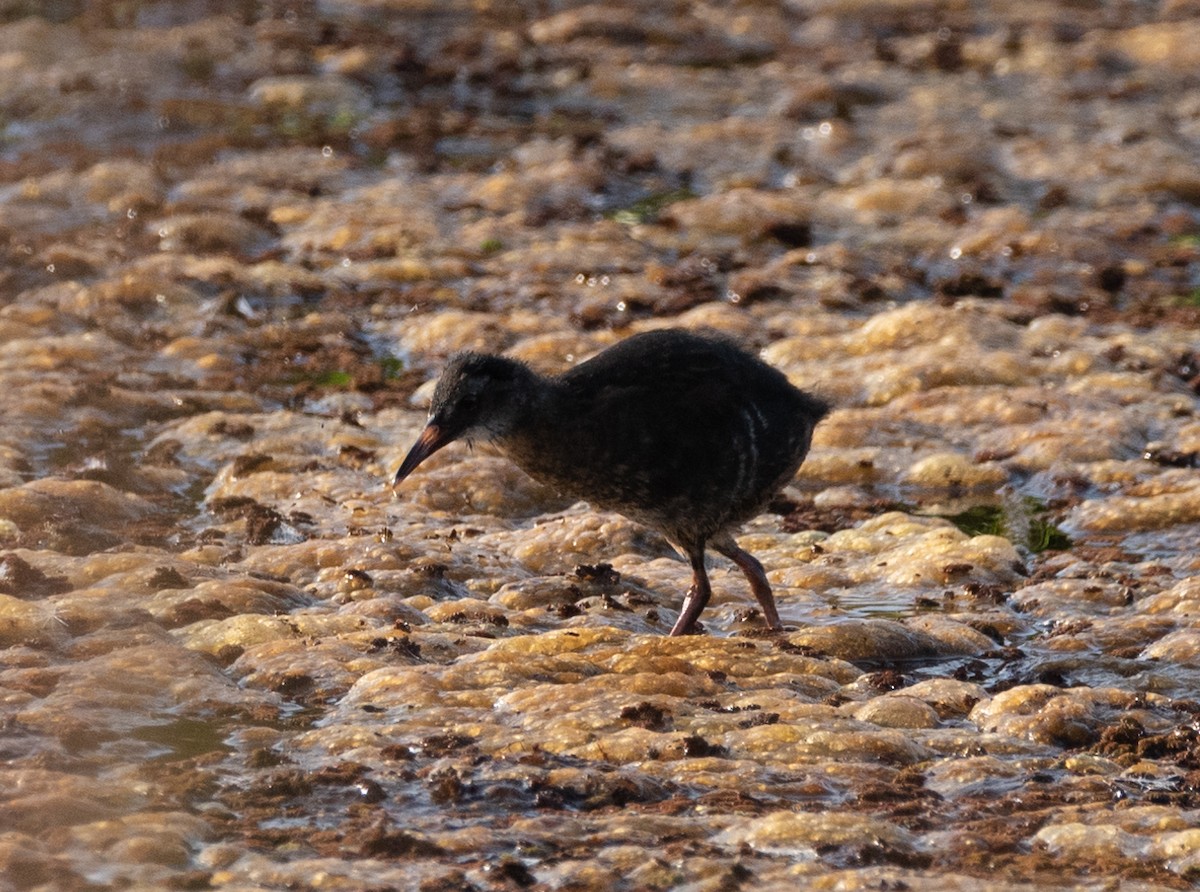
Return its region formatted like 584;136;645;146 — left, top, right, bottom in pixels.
392;328;829;635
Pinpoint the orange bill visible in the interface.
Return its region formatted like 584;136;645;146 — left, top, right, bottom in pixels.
391;423;447;490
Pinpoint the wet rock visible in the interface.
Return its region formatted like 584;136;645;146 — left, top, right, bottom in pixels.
969;685;1158;750
899;678;987;719
0;479;159;554
0;594;67;648
0;553;71;598
1140;629;1200;664
661;188;813;247
903;452;1009;490
147;578;311;627
247;74;370;118
790;619;986;662
176;613;369;655
154;213;275;256
1016;569;1138;612
717;810;919;860
471;138;605;222
1069;470;1200;531
397;457;568;520
852;695;941;730
82;159;164;213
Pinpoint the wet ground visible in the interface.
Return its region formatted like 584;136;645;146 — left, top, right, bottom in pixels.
1;1;1200;889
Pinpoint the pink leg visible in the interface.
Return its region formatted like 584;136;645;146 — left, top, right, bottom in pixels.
669;547;711;636
713;537;783;631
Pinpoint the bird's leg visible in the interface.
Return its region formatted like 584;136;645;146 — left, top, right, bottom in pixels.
712;536;783;631
669;547;711;636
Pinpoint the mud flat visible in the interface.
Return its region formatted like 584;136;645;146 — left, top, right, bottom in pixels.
1;2;1200;890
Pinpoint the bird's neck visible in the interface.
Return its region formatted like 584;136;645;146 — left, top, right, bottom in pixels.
489;372;564;459
484;366;557;444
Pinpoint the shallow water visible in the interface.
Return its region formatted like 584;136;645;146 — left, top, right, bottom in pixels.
1;2;1200;891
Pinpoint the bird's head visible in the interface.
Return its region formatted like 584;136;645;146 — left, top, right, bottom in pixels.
392;352;536;489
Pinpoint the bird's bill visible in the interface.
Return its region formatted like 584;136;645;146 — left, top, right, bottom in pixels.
392;423;448;490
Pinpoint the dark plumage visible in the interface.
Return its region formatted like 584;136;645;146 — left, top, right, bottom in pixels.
393;329;830;635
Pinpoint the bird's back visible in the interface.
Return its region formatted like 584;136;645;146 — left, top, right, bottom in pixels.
502;330;829;547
